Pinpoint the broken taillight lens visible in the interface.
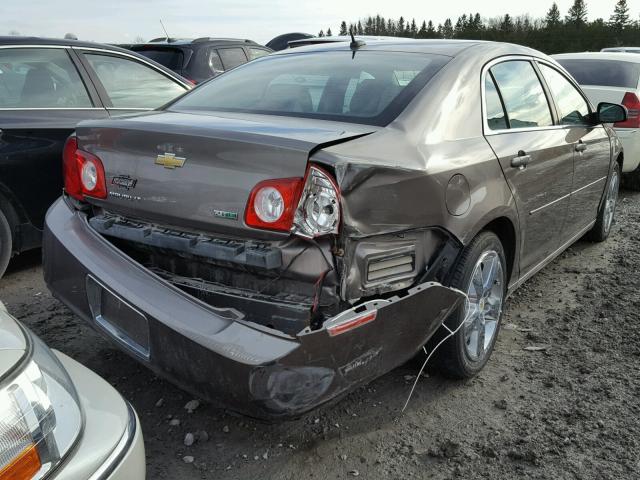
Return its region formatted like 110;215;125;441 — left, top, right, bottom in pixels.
245;165;341;237
292;165;341;238
63;135;107;201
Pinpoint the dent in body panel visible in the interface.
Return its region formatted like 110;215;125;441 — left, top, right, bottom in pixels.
313;132;517;298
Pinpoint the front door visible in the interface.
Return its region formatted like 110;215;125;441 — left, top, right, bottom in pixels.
537;63;611;236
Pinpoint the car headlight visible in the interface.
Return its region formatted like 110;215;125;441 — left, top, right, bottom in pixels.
0;330;82;479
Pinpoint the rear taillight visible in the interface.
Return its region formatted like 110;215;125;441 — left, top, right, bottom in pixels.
615;92;640;128
292;166;341;238
245;177;304;231
245;165;341;237
62;136;107;201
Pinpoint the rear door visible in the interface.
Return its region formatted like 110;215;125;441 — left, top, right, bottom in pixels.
0;46;108;242
75;50;189;116
537;62;611;236
483;58;574;275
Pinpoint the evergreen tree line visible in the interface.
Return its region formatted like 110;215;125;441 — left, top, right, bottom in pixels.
316;0;639;54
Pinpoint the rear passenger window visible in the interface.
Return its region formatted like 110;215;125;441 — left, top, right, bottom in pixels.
490;61;553;129
485;74;508;130
218;48;248;70
0;48;91;108
84;53;187;109
539;64;591;126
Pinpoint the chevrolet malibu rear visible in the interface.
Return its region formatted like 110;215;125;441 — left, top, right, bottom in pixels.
43;40;622;420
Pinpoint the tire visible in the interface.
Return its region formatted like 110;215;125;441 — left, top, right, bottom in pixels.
586;162;620;242
622;164;640;192
432;231;507;379
0;208;12;279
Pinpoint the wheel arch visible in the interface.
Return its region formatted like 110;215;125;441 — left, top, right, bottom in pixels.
456;212;519;287
482;216;517;285
0;181;29;252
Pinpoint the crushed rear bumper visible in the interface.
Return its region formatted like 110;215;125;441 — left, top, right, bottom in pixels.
43;198;464;420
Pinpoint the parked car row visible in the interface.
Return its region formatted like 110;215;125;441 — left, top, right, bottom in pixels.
1;32;638;477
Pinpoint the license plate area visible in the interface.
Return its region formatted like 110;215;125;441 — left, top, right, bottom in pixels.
86;275;150;359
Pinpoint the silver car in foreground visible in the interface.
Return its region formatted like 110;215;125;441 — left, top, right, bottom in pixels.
0;302;145;479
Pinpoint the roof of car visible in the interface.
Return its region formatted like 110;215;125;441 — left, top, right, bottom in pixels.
0;36;134;54
141;37;261;47
272;39;535;58
553;52;640;63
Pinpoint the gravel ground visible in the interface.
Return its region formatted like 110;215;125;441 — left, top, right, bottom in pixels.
2;189;639;480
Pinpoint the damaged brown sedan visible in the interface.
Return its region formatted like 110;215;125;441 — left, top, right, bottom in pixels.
43;39;625;419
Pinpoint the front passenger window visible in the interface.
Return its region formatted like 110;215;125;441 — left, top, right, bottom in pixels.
539;64;591;126
490;61;553;129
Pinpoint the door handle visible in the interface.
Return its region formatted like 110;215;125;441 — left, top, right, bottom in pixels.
575;141;587;153
511;151;531;169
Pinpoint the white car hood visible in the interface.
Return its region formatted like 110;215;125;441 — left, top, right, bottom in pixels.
0;301;28;379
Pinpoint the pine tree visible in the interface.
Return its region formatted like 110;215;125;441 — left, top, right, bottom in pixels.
501;14;514;33
565;0;588;26
339;21;348;36
610;0;630;30
410;19;418;37
318;30;324;37
365;16;374;34
545;2;561;27
326;28;332;36
442;18;453;38
398;16;405;36
418;20;427;38
427;20;436;37
357;20;363;35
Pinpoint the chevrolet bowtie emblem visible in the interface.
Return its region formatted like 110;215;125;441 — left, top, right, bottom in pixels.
155;153;186;169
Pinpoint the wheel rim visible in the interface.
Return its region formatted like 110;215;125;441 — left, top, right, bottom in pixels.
463;250;504;362
603;170;619;233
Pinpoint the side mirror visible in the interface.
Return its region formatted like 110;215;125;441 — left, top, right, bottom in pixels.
597;102;627;124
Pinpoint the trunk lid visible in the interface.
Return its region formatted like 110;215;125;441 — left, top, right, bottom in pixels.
77;111;374;237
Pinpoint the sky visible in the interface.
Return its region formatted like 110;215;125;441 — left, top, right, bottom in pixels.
2;0;640;45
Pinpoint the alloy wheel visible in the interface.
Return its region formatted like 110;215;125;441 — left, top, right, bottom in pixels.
463;250;505;361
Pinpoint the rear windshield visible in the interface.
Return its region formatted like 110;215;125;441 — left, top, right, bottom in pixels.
557;59;640;89
133;47;185;71
169;51;450;126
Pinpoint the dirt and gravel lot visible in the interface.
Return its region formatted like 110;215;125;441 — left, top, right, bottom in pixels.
2;188;639;480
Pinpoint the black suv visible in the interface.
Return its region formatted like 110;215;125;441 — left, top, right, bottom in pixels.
130;38;272;84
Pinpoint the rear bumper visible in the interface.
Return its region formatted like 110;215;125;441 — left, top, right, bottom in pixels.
44;198;464;420
614;128;640;172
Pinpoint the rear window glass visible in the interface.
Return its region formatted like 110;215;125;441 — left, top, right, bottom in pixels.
170;51;450;126
556;59;640;89
133;48;185;70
